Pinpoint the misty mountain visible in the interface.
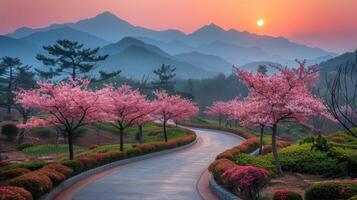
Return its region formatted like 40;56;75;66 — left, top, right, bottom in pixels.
138;37;195;55
8;12;186;43
196;41;270;65
319;51;356;73
100;37;170;58
185;23;336;61
239;61;281;75
3;11;338;77
100;45;215;79
0;36;39;64
20;27;109;48
175;52;232;74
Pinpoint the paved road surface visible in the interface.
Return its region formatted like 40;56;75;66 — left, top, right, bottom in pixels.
72;127;244;200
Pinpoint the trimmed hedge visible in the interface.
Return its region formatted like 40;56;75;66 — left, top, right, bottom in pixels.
0;186;33;200
216;137;259;160
305;180;357;200
208;159;237;183
35;168;66;186
60;160;84;174
179;122;256;139
8;173;52;199
234;153;276;177
273;189;302;200
1;168;31;180
43;164;73;178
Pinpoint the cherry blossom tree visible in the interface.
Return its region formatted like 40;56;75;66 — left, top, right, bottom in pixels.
236;63;331;175
205;101;229;128
98;85;153;151
15;79;102;160
152;91;198;142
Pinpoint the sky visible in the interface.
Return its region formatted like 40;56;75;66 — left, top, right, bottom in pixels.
0;0;356;53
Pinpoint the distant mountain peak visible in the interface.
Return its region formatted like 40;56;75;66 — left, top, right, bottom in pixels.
193;23;225;34
94;11;119;20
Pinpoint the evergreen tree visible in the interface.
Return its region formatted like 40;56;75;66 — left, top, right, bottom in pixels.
257;65;268;75
36;39;120;81
0;57;35;116
152;64;176;92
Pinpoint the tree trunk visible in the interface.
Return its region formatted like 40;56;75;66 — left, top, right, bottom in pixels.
7;66;13;115
218;115;222;128
119;127;124;152
68;131;74;160
163;121;168;142
272;124;283;176
138;125;143;144
259;125;265;155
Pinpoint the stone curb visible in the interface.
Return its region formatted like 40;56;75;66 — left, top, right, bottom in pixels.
40;138;198;200
208;174;241;200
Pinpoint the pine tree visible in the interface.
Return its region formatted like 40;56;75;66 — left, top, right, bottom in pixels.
36;39;120;81
152;64;176;92
0;57;35;116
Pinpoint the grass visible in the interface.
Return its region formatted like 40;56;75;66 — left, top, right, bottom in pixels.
93;122;188;143
82;144;134;154
22;144;86;155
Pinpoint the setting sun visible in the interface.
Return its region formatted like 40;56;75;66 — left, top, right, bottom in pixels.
257;19;264;27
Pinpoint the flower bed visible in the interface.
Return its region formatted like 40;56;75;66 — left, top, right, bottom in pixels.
0;129;196;199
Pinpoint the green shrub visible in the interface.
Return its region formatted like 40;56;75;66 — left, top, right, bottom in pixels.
1;168;31;180
1;124;18;141
349;195;357;200
8;172;52;199
16;143;35;151
263;144;343;175
305;181;357;200
273;189;302;200
0;186;33;200
234;153;276;177
60;160;84;174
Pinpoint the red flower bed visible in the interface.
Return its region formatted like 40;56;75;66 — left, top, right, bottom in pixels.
43;163;73;178
273;189;302;200
0;186;33;200
7;172;52;199
78;156;98;170
208;159;237;183
1;168;31;180
216;137;259;160
222;166;270;200
0;160;10;167
35;168;66;186
89;144;99;149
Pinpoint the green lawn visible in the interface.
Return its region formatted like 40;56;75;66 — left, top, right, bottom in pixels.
93;122;188;143
22;144;86;155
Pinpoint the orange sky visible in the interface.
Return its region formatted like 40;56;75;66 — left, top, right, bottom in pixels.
0;0;356;52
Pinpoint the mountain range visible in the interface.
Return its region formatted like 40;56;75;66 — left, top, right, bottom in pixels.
1;11;340;79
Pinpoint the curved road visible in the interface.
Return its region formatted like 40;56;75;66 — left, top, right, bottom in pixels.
69;127;244;200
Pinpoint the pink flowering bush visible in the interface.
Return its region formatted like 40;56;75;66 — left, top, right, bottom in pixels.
222;166;270;200
0;186;33;200
273;189;302;200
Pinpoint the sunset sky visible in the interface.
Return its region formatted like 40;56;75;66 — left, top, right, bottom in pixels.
1;0;356;53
